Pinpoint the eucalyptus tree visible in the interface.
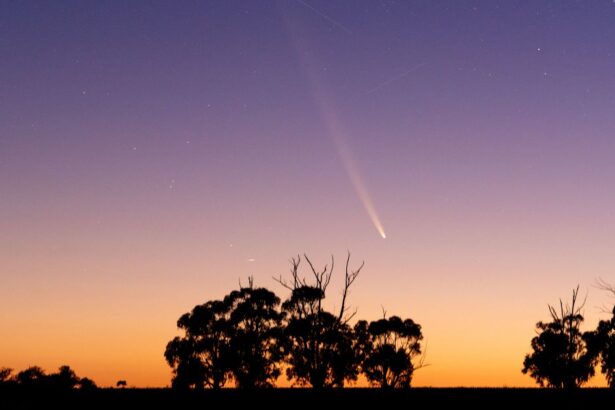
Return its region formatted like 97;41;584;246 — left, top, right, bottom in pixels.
355;315;423;388
165;299;232;389
224;279;284;388
522;287;596;389
276;253;363;388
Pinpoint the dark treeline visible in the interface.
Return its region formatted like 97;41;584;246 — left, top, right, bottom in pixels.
166;254;615;390
0;365;97;390
165;253;424;389
2;255;614;392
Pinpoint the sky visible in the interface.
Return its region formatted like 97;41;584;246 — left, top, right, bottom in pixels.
2;0;615;387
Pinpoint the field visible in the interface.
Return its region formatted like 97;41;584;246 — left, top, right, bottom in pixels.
2;388;614;409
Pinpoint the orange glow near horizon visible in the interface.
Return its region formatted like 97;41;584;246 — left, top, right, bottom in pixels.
1;240;613;387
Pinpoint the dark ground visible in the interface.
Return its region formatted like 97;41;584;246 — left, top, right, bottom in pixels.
1;388;614;409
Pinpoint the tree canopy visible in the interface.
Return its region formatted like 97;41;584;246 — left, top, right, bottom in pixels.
522;287;596;389
355;315;424;388
165;299;232;389
165;253;427;389
223;280;284;388
586;280;615;388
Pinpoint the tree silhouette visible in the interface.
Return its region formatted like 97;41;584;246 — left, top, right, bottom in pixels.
0;367;12;383
1;365;95;390
165;300;232;389
355;315;423;388
16;366;47;387
591;307;615;388
587;280;615;388
522;287;596;389
224;279;284;388
164;337;208;389
116;380;127;388
78;377;97;390
276;254;363;388
47;365;80;390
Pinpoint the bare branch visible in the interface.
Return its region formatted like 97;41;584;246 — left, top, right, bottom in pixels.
415;343;430;371
548;305;558;322
338;252;364;322
304;254;320;283
273;255;302;291
341;308;358;325
594;278;615;315
322;255;334;292
596;277;615;296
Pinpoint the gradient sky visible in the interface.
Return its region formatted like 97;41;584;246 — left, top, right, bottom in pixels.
2;0;615;387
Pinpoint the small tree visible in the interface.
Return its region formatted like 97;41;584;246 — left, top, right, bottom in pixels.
116;380;127;388
78;377;97;390
355;315;423;388
588;280;615;388
165;300;232;389
276;253;363;388
522;287;596;389
224;280;284;388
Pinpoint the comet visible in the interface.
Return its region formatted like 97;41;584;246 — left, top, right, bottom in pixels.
319;102;387;239
303;75;388;239
336;141;387;239
283;7;387;239
334;130;387;239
